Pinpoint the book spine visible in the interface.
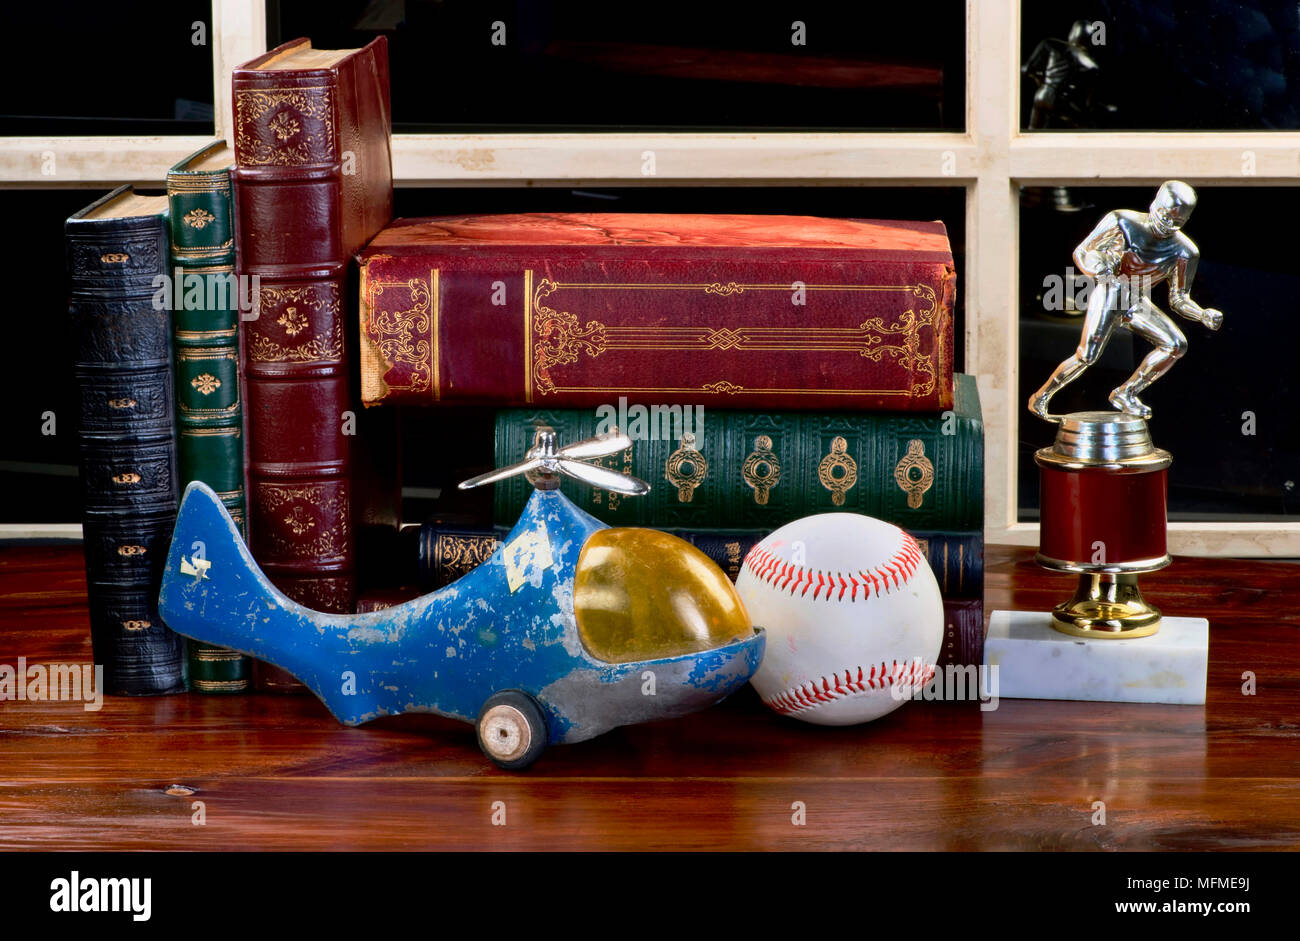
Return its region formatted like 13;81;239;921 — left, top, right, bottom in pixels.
234;72;355;609
936;597;986;673
233;70;354;690
491;375;983;531
67;196;186;695
168;163;253;693
415;522;982;606
359;249;954;411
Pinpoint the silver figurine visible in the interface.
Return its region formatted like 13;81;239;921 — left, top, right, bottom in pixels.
1029;181;1224;421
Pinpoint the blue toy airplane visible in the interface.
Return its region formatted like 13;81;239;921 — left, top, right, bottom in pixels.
158;429;764;769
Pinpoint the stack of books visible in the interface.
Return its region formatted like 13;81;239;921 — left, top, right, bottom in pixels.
367;216;987;668
65;36;985;698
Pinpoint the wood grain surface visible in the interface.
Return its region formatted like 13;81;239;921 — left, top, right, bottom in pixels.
1;544;1298;851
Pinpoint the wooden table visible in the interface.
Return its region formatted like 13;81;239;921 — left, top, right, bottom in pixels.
2;543;1298;851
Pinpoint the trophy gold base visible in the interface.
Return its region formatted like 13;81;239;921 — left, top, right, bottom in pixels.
1050;573;1162;639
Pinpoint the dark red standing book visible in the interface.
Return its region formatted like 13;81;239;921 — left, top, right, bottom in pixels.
233;37;393;688
359;213;954;411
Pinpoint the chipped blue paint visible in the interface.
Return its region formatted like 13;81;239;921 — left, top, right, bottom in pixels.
158;482;765;747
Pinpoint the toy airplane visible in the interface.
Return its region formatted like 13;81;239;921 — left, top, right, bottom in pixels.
158;428;765;769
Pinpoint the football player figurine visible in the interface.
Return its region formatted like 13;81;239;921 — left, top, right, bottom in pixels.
1023;19;1104;130
1029;181;1224;421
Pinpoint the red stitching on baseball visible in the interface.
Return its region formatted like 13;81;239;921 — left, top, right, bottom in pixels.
763;659;937;716
741;531;924;602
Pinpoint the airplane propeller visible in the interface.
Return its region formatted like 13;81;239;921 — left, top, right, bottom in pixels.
459;426;651;495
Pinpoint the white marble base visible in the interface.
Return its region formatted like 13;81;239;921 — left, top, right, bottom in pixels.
985;610;1208;705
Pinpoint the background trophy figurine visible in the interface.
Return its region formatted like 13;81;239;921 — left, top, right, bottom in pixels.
1023;20;1103;131
983;184;1215;706
1022;19;1115;211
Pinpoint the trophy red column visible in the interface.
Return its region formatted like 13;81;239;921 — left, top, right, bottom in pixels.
1035;411;1171;637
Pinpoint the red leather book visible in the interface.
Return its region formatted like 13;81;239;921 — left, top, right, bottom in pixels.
232;37;393;689
359;213;954;411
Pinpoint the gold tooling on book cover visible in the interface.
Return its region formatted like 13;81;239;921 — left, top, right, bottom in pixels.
818;436;858;506
741;435;781;505
894;439;935;509
361;267;434;399
524;269;533;403
529;279;941;397
234;85;335;166
183;208;216;229
666;432;708;503
190;373;222;394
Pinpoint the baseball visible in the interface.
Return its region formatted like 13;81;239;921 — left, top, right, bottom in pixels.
736;513;943;725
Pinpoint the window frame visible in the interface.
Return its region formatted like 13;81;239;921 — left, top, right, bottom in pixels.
1;0;1293;554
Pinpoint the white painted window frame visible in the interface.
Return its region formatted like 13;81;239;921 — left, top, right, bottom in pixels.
1;0;1294;554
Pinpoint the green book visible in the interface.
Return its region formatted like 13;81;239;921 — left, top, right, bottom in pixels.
166;141;252;693
493;373;983;532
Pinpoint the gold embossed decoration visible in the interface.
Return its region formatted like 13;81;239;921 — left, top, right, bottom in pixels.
268;111;300;141
894;439;935;509
112;472;142;485
665;432;708;502
191;373;221;395
234;86;334;166
818;436;858;506
527;280;941;398
532;279;609;396
742;435;781;505
703;282;745;296
436;534;501;581
365;277;432;393
257;483;350;559
249;285;343;363
183;208;216;229
277;306;308;336
283;506;316;535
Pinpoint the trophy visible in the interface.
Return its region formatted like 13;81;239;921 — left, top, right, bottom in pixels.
1027;180;1222;637
987;182;1217;704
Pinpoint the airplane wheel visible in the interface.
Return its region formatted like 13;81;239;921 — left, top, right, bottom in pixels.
476;691;548;770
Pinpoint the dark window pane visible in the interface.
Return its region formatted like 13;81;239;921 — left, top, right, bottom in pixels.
269;0;964;132
1019;185;1297;522
0;1;214;135
0;190;125;523
1021;1;1300;130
